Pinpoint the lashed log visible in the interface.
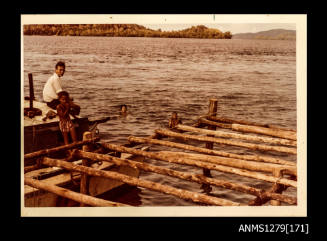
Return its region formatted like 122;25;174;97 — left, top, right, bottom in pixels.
128;136;295;166
24;176;128;207
74;150;296;205
24;137;100;160
157;151;296;176
41;157;240;206
100;143;297;188
155;129;297;155
175;124;297;147
206;115;296;132
232;124;297;141
200;118;297;141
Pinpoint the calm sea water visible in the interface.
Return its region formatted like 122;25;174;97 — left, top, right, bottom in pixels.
23;36;296;206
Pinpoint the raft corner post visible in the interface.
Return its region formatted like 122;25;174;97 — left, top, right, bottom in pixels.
80;131;92;206
203;98;218;178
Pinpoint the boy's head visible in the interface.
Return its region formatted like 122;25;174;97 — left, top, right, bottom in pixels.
121;104;127;113
55;61;65;77
58;91;69;103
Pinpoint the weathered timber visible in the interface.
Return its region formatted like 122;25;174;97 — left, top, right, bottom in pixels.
249;169;291;206
231;124;297;141
205;98;218;150
80;132;92;207
270;169;284;206
200;118;297;140
206;115;296;132
42;157;240;206
128;136;295;166
28;73;34;109
158;151;296;176
24;176;128;207
155;129;297;155
24;137;100;160
74;150;296;204
200;118;232;128
100;143;297;187
203;99;218;180
175;124;297;147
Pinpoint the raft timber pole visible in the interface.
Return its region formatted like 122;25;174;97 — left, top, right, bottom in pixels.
24;98;297;207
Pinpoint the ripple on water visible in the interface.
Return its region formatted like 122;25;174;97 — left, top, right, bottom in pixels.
24;36;296;206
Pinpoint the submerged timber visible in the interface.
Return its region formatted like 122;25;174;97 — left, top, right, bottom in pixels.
24;97;297;207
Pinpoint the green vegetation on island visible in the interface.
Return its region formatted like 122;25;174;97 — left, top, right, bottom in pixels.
23;24;232;39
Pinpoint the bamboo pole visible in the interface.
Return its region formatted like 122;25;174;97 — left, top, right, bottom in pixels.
24;137;100;160
155;129;297;155
74;150;296;205
42;157;240;206
176;124;297;147
128;136;295;166
206;115;296;132
157;151;296;176
100;143;297;188
80;132;92;207
24;176;129;207
200;118;297;141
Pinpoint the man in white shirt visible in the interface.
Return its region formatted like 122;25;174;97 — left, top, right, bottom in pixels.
43;61;66;109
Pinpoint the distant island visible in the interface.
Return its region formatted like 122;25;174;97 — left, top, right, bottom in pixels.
23;24;232;39
232;29;295;40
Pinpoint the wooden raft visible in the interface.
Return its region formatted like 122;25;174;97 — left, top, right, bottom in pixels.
24;98;297;207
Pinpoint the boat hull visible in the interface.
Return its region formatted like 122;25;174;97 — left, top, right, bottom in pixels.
24;152;144;207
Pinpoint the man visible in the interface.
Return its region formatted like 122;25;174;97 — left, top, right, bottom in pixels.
43;61;66;109
43;61;81;115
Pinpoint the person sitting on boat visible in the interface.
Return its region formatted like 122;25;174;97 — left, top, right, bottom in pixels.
43;61;81;115
56;91;78;145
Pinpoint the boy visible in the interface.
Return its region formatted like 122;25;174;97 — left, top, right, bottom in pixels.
56;91;78;145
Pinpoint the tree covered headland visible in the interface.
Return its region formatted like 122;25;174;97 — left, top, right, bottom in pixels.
23;24;232;39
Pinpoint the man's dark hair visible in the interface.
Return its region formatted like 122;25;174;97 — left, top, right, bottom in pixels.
58;90;69;98
55;61;65;69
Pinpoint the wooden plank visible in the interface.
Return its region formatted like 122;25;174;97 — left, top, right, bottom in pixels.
101;143;297;188
75;150;296;205
25;177;128;207
206;115;296;132
128;136;295;166
200;118;297;140
24;149;147;198
158;151;296;176
155;129;297;155
24;137;100;160
42;157;241;206
175;124;297;147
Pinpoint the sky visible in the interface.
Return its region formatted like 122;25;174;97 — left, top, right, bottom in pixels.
21;14;300;35
142;23;296;34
